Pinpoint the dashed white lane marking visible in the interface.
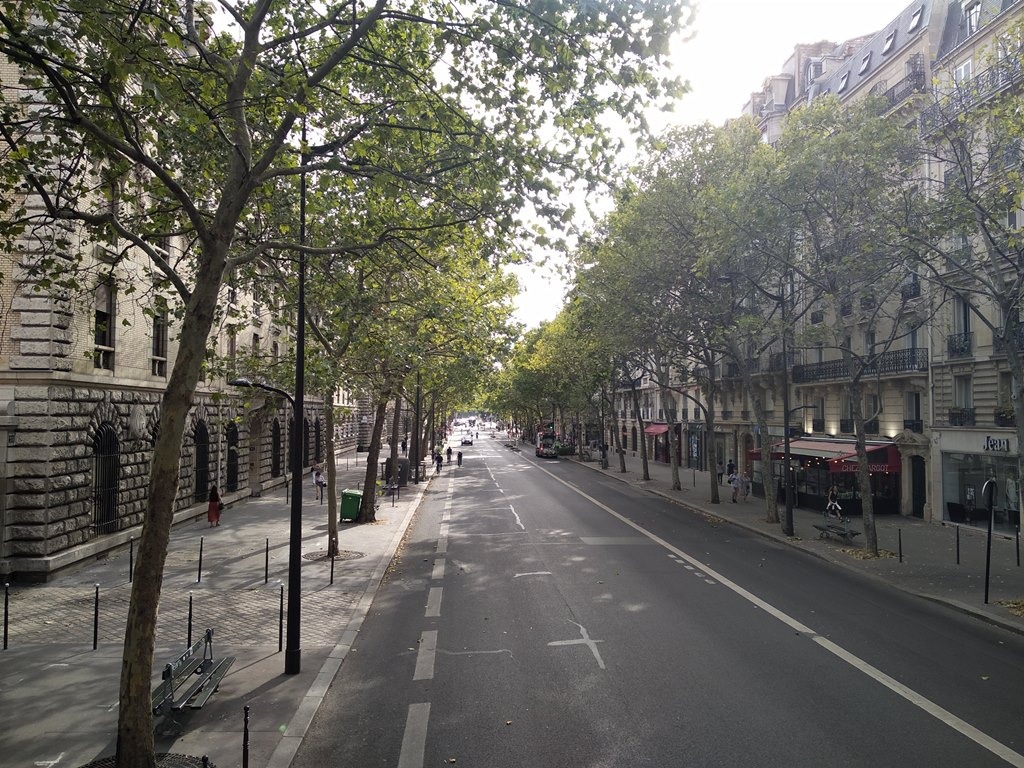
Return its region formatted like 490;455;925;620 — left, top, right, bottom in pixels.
510;505;524;530
514;571;553;578
548;620;605;670
425;587;443;618
397;702;430;768
413;630;438;681
432;558;445;581
530;461;1024;767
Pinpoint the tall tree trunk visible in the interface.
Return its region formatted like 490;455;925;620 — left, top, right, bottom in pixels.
117;250;226;768
388;388;404;483
358;394;390;523
629;385;651;481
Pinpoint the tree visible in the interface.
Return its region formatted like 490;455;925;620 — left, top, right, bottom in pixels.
0;2;692;764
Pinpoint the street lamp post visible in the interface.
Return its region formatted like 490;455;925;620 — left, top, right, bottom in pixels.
229;377;303;673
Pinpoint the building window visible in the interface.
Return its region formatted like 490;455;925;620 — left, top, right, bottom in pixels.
271;340;280;362
838;72;850;92
151;312;168;377
194;420;211;502
908;5;924;32
954;375;973;408
954;59;972;84
882;29;897;54
963;1;981;35
954;296;972;334
92;422;120;535
94;278;115;370
252;332;260;354
859;53;871;75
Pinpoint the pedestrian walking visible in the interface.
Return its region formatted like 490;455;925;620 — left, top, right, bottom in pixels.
726;459;735;478
446;446;453;465
314;469;326;503
741;473;751;502
434;452;443;474
207;485;222;527
826;483;842;519
401;439;407;455
717;461;724;485
729;472;740;503
457;450;463;467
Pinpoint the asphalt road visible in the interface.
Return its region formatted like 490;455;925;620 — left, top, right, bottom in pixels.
292;438;1024;768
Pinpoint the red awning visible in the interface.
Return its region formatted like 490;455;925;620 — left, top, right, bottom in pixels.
828;444;900;473
644;423;669;435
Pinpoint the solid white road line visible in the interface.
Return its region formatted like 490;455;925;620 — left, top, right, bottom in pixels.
397;702;430;768
530;461;1024;767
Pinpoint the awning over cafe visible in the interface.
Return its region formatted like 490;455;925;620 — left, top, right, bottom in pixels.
827;444;901;473
644;423;669;435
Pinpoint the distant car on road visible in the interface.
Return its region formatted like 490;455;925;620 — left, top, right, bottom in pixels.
461;435;473;445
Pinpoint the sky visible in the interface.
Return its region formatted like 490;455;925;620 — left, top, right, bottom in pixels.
510;0;911;329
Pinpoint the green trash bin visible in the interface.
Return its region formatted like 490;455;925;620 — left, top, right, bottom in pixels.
340;489;363;521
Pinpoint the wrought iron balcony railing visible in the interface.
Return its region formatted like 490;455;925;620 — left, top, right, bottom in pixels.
812;418;825;433
947;332;973;359
948;407;976;427
904;419;923;433
792;348;928;383
921;57;1022;134
840;418;854;433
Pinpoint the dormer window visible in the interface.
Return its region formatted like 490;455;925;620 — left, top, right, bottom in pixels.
908;5;924;32
882;29;897;54
838;72;850;92
859;53;871;74
962;1;981;35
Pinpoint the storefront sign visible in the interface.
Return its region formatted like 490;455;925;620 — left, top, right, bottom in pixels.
983;435;1012;452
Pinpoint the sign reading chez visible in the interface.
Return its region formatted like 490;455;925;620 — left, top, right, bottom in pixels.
983;435;1012;453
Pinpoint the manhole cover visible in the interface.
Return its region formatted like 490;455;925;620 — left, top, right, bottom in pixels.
302;549;363;561
80;754;214;768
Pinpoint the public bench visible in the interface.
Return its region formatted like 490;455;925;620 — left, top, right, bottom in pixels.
812;513;861;544
151;628;234;723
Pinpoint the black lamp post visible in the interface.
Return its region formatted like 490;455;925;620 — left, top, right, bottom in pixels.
226;119;307;676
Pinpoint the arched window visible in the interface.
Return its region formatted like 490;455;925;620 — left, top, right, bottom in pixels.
194;420;210;501
271;419;282;477
226;423;239;492
92;422;120;535
630;426;638;451
314;418;323;463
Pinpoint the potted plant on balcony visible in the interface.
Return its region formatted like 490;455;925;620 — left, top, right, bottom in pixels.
994;404;1016;427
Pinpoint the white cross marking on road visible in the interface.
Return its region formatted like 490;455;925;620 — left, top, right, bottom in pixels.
548;620;605;670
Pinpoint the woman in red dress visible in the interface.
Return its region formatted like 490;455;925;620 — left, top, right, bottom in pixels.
207;485;222;527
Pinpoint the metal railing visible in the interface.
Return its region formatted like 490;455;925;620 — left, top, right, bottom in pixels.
947;332;973;359
921;57;1022;134
948;407;976;427
792;348;928;383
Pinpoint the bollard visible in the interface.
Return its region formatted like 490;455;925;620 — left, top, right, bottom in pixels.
898;528;903;563
187;592;194;647
278;582;284;653
93;583;100;650
956;524;960;565
242;705;251;768
1017;526;1021;568
330;555;335;586
202;757;209;768
983;479;996;605
197;537;204;583
3;582;9;650
129;536;134;583
285;476;290;504
265;538;270;585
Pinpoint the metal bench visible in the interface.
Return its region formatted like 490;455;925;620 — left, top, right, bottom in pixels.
152;628;234;725
813;514;861;544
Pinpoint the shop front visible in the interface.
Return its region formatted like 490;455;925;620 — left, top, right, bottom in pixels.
748;438;901;515
939;431;1020;532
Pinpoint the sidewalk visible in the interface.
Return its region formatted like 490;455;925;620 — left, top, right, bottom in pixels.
579;448;1024;634
0;448;434;768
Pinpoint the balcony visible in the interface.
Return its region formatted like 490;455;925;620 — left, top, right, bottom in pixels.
947;332;973;359
864;418;880;435
840;418;854;433
812;418;825;433
948;407;976;427
900;280;921;300
995;408;1016;427
768;351;798;372
881;69;926;112
792;348;928;383
904;419;923;433
840;301;853;317
721;410;733;420
921;56;1022;134
810;310;824;325
994;327;1024;354
725;362;740;378
740;410;751;421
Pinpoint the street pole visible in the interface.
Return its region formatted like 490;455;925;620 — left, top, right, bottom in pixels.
413;371;421;483
781;288;794;537
284;117;308;675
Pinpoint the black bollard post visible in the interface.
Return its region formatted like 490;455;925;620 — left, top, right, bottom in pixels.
1017;526;1020;568
330;554;335;586
3;582;9;650
187;591;194;647
93;584;100;650
898;528;903;563
197;537;204;583
956;524;960;565
242;705;251;768
278;582;284;653
129;536;134;583
983;479;996;605
285;476;289;505
265;538;270;585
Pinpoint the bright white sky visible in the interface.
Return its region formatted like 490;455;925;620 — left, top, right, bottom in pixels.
510;0;908;329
